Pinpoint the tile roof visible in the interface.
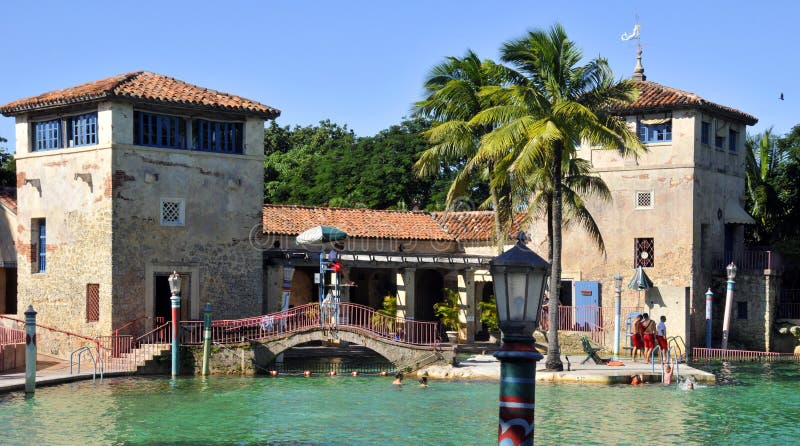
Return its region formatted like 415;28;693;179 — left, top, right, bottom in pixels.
609;80;757;125
0;187;16;213
0;71;280;119
263;205;454;241
431;211;527;242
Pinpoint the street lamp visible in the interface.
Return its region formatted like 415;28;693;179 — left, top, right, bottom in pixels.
168;271;181;376
490;232;550;446
613;273;623;359
721;262;737;350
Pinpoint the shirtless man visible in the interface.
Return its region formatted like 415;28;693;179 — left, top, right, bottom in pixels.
631;315;644;362
641;313;657;362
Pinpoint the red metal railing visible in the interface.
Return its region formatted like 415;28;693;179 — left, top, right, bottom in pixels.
778;302;800;319
0;324;24;345
0;314;98;360
692;347;800;361
185;302;441;347
536;305;642;347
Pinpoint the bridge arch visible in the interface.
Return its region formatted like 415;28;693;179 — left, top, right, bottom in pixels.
250;326;452;371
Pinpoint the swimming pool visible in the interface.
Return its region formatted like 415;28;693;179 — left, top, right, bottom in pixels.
0;361;797;445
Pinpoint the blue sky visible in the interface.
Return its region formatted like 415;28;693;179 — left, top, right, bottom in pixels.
1;0;798;149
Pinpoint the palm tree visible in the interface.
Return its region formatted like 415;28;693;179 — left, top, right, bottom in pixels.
472;24;645;370
413;50;520;252
745;127;784;243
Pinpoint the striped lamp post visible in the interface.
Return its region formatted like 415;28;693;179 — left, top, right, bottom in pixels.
490;233;550;446
168;271;182;377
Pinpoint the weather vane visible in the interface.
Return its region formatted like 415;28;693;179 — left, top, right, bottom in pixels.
621;22;641;43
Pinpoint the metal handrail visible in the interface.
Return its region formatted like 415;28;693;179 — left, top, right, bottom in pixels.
69;345;103;381
198;302;442;347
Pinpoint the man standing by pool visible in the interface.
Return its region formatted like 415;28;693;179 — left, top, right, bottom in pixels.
656;315;668;363
641;313;657;362
631;314;644;362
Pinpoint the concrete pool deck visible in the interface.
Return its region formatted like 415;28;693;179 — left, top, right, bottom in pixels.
418;353;717;385
0;352;716;394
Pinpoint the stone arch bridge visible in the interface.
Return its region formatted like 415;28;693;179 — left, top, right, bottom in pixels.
181;302;455;371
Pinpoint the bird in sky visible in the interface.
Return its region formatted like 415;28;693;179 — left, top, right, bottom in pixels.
780;92;784;100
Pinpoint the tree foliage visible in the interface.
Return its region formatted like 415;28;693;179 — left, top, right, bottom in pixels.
0;136;14;188
262;118;462;210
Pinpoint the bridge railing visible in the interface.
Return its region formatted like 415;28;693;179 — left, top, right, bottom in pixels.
182;302;441;347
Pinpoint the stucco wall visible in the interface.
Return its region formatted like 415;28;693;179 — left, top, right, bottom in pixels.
15;144;113;336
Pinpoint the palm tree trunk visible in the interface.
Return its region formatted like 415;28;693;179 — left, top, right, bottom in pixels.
491;184;504;255
545;142;564;371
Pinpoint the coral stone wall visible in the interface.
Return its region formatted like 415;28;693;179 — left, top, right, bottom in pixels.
14;142;113;336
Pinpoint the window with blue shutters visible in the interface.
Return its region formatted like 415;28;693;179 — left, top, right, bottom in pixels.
32;112;98;151
67;113;97;147
701;121;710;145
37;219;46;273
728;129;738;151
193;119;243;154
33;120;61;151
134;111;186;148
637;118;672;143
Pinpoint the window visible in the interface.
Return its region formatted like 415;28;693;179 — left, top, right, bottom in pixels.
33;119;61;151
715;135;725;148
31;113;97;151
36;219;46;273
729;129;738;151
134;111;186;148
634;238;654;268
193;119;243;154
67;113;97;147
701;121;710;145
635;191;653;209
737;301;748;320
638;119;671;143
160;198;185;226
86;284;100;322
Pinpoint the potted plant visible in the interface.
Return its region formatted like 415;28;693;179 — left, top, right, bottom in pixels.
478;296;500;344
372;294;397;335
434;288;461;343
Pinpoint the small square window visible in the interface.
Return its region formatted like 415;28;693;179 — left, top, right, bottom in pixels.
635;191;653;209
634;238;654;268
160;198;185;226
86;284;100;322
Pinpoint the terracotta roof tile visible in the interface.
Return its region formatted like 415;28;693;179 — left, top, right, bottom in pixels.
263;205;454;241
609;80;757;125
431;211;526;242
0;71;280;119
0;187;16;213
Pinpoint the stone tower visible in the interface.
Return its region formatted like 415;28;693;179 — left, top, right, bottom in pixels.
0;71;280;337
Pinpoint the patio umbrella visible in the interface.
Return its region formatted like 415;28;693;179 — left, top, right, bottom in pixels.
628;266;653;309
295;226;348;245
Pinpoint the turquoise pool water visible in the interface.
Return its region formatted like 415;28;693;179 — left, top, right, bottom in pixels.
0;361;798;445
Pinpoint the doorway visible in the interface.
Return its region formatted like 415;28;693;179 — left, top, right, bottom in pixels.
154;273;191;324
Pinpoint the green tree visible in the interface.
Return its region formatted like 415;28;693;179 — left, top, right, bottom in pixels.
475;24;644;370
0;136;14;188
744;128;784;244
413;50;515;251
263;119;452;210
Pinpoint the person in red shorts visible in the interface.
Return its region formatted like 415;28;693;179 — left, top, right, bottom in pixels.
656;315;668;363
641;313;657;362
631;314;644;362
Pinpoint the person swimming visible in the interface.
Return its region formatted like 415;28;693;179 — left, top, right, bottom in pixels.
418;376;428;387
392;372;403;385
